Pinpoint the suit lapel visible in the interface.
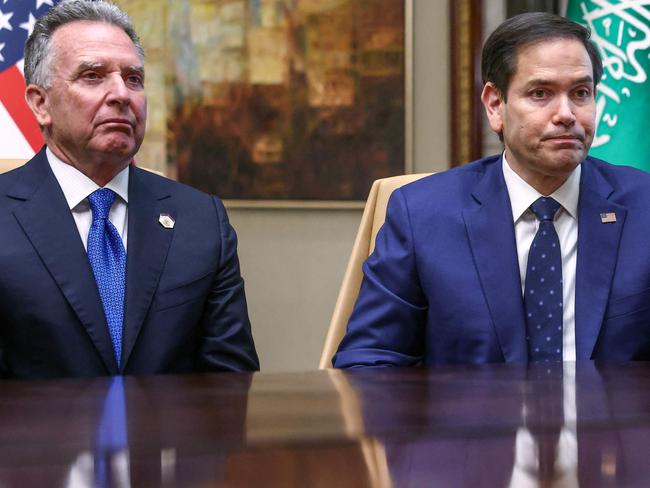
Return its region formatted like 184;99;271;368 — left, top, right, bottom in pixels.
463;158;528;362
8;150;117;373
120;167;174;371
574;161;625;359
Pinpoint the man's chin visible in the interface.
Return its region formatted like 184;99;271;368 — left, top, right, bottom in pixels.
546;148;587;168
88;148;136;168
93;138;140;162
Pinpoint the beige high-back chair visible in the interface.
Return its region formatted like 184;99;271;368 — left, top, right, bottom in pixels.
319;173;431;369
0;159;28;173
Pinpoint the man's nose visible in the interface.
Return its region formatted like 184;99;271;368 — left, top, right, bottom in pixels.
552;95;576;127
105;74;130;105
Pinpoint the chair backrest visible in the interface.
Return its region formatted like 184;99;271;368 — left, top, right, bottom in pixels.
0;159;28;174
319;173;431;369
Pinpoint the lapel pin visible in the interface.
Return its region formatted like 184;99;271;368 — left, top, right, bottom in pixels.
600;212;616;224
159;213;175;229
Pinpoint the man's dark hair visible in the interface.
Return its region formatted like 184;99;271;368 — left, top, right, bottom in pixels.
481;12;602;100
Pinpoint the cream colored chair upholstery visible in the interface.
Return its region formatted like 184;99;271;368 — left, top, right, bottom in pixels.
319;173;431;369
0;159;28;173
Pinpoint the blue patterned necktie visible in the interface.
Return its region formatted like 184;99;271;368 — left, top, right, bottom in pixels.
95;376;129;487
87;188;126;367
525;197;563;362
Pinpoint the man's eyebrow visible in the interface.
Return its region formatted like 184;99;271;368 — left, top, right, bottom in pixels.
124;65;145;74
574;75;594;84
524;75;594;87
71;62;145;81
75;61;104;73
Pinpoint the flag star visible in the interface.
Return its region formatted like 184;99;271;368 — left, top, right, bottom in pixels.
36;0;54;8
20;12;37;35
0;9;13;31
0;42;4;62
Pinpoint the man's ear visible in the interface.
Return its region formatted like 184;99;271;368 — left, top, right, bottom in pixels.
481;82;504;134
25;84;51;128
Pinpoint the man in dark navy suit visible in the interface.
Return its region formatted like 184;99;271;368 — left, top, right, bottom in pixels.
0;0;258;378
335;12;650;367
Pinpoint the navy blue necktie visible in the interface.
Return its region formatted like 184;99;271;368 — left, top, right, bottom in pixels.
526;364;564;481
525;197;563;362
87;189;126;367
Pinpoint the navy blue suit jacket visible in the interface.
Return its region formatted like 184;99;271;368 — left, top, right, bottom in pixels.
0;148;259;378
334;155;650;367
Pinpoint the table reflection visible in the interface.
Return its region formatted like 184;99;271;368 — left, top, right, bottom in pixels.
0;374;251;487
89;376;129;488
0;363;649;487
344;362;650;487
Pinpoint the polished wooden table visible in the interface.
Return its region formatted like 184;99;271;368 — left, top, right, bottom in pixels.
0;362;649;487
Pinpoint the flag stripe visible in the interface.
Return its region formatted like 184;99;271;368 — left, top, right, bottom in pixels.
0;65;43;152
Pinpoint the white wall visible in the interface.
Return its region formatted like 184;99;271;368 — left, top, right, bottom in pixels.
412;0;450;174
229;0;450;372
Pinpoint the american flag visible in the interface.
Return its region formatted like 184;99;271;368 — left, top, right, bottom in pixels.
0;0;60;158
600;212;617;224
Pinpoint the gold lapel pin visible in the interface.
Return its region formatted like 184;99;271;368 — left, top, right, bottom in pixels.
159;213;175;229
600;212;616;224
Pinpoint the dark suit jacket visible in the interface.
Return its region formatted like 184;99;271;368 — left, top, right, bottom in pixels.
0;148;259;378
334;155;650;367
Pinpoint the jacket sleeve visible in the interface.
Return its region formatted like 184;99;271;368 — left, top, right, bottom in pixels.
197;196;260;372
333;188;427;368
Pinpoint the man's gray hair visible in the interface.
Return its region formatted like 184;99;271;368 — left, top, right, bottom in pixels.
24;0;144;88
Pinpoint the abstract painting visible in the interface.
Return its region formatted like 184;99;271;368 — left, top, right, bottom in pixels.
119;0;409;205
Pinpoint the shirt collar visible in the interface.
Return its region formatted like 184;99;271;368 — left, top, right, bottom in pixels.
46;147;130;210
502;152;580;223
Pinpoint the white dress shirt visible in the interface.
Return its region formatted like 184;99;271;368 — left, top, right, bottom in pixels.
46;147;129;251
502;154;580;361
503;156;581;486
509;362;579;488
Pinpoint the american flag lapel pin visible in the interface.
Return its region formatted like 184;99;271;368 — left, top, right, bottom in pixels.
600;212;617;224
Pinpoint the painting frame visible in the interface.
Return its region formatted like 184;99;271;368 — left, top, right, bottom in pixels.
449;0;483;168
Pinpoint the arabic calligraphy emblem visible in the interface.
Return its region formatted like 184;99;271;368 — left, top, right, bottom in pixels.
576;0;650;148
